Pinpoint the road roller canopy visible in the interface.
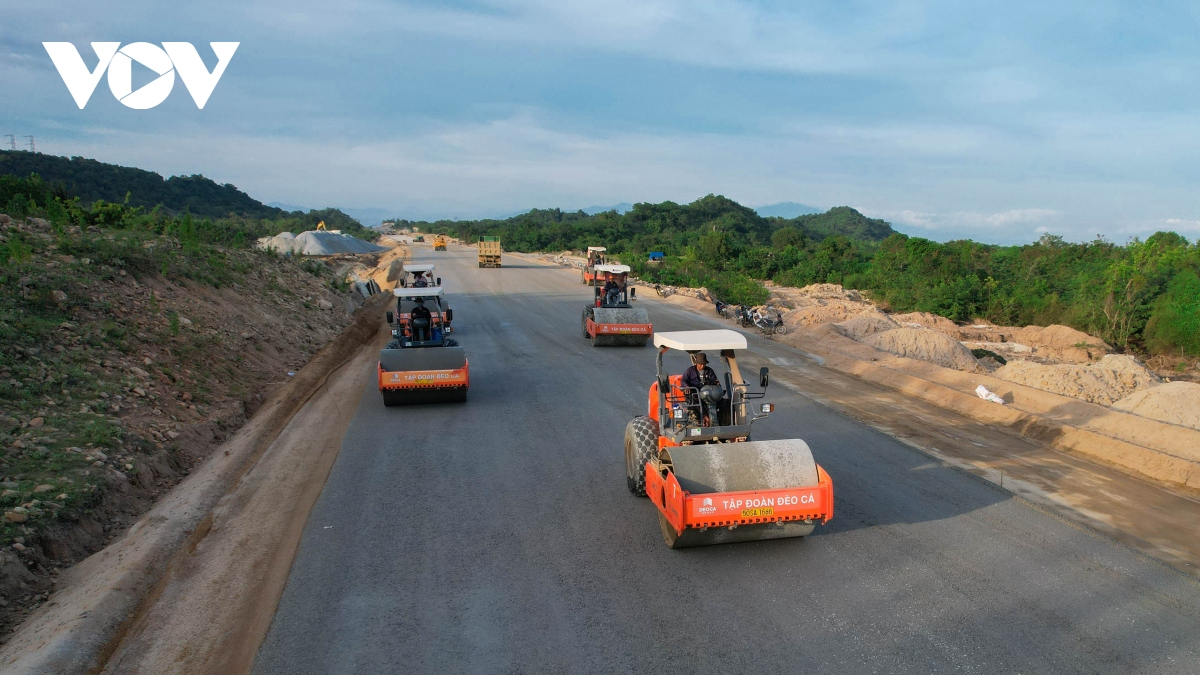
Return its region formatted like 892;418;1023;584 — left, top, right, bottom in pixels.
405;264;435;273
393;287;444;298
653;329;747;351
595;264;630;274
587;246;607;253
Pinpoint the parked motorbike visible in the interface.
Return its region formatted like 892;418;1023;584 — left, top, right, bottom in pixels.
751;308;787;335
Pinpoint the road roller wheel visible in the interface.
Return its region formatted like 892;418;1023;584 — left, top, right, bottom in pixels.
624;416;658;496
582;307;593;338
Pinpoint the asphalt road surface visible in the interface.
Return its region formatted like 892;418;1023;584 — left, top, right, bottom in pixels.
253;245;1200;674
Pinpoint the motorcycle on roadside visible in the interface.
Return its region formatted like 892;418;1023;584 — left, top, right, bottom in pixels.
751;307;787;335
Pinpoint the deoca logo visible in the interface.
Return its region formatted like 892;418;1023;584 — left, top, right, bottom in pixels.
43;42;239;109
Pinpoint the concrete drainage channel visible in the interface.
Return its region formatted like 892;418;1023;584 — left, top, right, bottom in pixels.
0;292;391;675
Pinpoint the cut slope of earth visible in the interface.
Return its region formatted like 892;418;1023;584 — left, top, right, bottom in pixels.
0;214;398;639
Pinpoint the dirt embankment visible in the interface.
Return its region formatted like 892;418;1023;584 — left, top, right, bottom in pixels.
668;281;1200;491
0;214;404;640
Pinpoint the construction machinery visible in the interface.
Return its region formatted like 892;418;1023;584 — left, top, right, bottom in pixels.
433;234;447;251
581;264;651;347
581;246;607;284
395;265;451;332
625;329;833;547
379;286;468;405
399;263;440;287
478;236;502;268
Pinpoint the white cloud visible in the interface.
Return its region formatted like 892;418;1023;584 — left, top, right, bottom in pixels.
1158;218;1200;233
880;208;1059;231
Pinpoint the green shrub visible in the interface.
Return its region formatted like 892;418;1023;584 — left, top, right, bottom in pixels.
1144;270;1200;356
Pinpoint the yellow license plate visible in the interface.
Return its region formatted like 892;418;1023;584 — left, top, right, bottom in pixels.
741;507;774;518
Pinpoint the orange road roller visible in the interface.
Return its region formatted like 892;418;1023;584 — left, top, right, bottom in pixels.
581;264;651;346
379;286;468;405
625;329;833;547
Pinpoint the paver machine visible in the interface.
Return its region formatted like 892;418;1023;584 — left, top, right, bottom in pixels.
625;329;833;547
581;264;651;347
378;286;468;405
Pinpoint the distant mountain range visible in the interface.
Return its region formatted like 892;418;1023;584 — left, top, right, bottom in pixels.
582;203;634;215
754;202;821;218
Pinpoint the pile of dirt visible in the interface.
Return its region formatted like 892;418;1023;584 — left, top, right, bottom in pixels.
257;231;387;256
994;355;1162;405
1012;324;1111;363
1112;381;1200;430
834;315;899;341
892;311;959;332
777;284;883;328
860;327;983;372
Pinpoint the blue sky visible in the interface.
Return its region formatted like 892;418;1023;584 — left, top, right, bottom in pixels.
5;1;1200;243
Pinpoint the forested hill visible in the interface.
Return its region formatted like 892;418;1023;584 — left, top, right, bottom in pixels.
394;195;896;253
0;151;308;221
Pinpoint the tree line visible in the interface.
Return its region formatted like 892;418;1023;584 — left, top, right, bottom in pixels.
397;195;1199;358
0;172;376;251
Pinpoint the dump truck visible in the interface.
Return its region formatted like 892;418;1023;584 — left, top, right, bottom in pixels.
433;235;447;251
478;236;502;268
581;246;607;284
379;286;467;405
581;264;651;346
625;329;833;547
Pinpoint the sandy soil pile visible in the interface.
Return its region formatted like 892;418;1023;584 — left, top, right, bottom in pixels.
834;315;899;340
893;311;959;332
994;355;1161;405
861;327;983;372
777;284;884;327
1013;324;1111;364
1112;381;1200;431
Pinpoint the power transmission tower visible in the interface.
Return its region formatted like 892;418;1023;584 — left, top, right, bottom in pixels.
3;135;13;151
25;136;35;152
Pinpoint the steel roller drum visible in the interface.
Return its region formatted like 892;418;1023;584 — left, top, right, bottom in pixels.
662;439;820;547
591;308;650;347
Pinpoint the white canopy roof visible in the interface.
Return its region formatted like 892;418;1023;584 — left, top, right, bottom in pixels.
405;264;435;273
595;264;631;273
654;329;747;351
393;286;444;298
587;246;607;252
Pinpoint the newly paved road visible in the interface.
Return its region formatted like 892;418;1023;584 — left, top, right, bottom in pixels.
253;245;1200;674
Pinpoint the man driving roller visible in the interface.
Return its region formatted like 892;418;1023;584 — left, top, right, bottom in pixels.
682;352;721;423
409;297;433;339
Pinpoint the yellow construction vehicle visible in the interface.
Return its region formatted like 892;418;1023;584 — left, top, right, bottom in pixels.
433;235;447;251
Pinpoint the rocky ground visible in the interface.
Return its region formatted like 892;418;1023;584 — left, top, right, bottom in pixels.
0;215;387;638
